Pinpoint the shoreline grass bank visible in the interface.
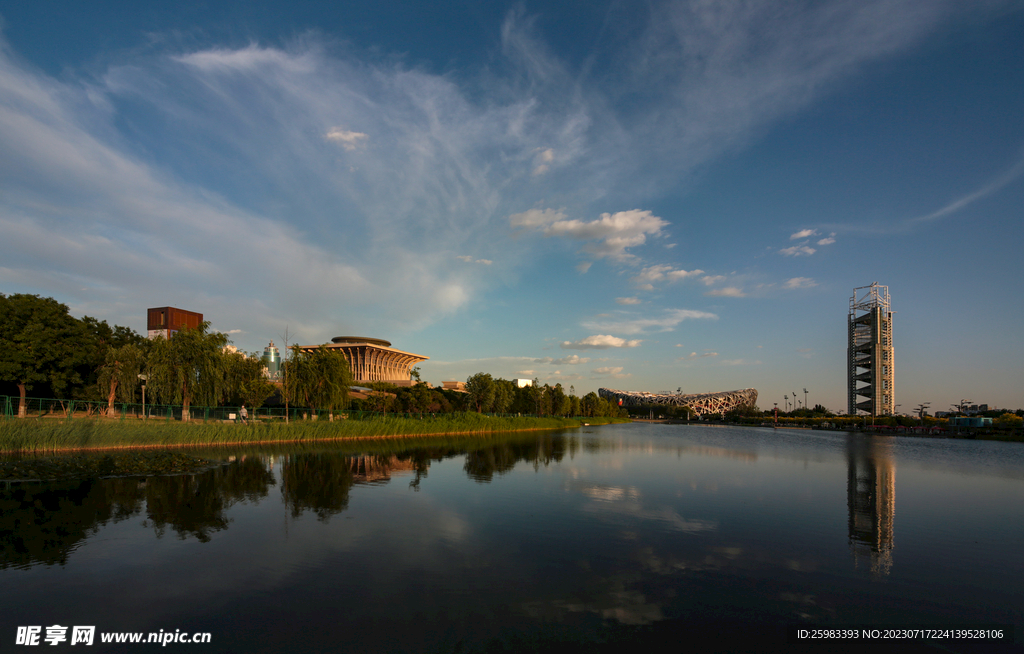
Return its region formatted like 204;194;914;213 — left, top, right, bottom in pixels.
0;414;629;454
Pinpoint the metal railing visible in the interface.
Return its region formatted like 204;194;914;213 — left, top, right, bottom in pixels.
0;395;584;423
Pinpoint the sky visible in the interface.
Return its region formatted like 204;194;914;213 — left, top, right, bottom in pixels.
1;0;1022;414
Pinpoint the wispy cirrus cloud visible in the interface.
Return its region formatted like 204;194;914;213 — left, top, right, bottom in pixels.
582;309;718;335
0;0;984;353
325;128;369;151
535;355;590;365
721;358;762;366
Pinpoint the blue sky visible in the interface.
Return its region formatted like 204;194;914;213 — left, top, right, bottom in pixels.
1;1;1022;413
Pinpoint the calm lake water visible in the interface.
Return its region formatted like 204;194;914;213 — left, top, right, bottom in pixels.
3;423;1023;653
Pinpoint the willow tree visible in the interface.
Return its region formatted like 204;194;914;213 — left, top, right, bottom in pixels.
222;349;276;411
96;342;146;416
147;322;227;420
285;345;352;418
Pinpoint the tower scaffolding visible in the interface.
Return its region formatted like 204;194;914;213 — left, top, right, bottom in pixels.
848;283;894;417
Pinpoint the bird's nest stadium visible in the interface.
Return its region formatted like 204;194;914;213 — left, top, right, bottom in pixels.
598;388;758;416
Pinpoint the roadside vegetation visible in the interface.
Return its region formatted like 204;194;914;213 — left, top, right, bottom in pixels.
0;412;603;454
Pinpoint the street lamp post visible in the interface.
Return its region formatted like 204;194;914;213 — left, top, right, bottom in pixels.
915;402;930;425
803;388;809;412
784;395;789;412
138;374;148;420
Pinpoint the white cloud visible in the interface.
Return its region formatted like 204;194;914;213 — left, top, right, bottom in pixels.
783;277;817;289
680;351;718;360
705;287;745;297
631;264;704;286
779;245;816;256
516;209;668;261
817;237;835;245
576;262;593;274
721;359;762;366
615;297;642;305
592;366;624;375
325;128;369;151
561;335;643;349
582;309;718;335
790;229;816;240
701;275;727;286
0;3;981;352
532;147;555;175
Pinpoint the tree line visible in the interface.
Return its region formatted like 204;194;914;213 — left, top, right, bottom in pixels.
0;294;350;419
1;294;626;420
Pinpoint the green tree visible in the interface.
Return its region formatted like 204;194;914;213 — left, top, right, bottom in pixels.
492;378;515;414
147;322;228;420
995;413;1024;429
0;294;91;417
77;316;146;401
466;372;495;413
222;349;276;412
96;343;147;416
550;383;568;417
285;345;352;417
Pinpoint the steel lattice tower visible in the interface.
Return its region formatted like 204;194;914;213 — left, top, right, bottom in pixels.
848;283;894;416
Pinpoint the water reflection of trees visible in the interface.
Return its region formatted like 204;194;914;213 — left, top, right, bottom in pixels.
281;453;355;522
846;436;896;575
0;457;277;565
145;457;277;542
0;478;145;568
1;433;582;566
464;433;574;482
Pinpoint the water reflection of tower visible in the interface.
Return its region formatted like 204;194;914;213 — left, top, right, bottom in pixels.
847;436;895;575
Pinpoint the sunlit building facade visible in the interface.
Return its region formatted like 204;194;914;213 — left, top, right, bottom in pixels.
297;337;428;385
847;283;895;416
146;306;202;340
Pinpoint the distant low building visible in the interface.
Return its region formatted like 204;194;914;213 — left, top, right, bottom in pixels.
513;379;533;388
949;416;992;428
441;381;467;392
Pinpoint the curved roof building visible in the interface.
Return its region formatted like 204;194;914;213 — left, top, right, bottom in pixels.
298;337;428;385
599;388;758;416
